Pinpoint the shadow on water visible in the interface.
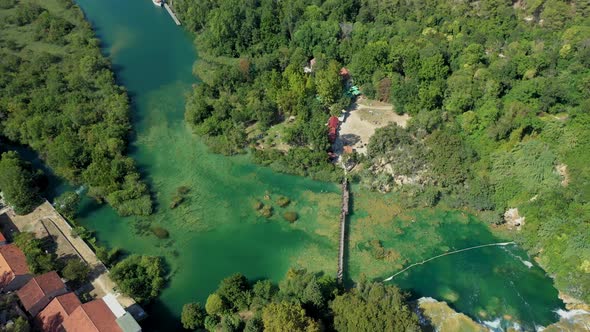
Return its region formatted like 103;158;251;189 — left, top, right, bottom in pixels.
0;140;71;202
143;299;183;332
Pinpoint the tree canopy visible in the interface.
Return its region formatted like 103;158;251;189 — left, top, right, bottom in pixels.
0;152;41;215
180;268;419;331
0;0;151;216
175;0;590;304
110;255;166;303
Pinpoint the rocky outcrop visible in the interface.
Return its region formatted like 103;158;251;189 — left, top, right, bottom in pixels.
543;309;590;331
417;297;590;332
559;291;590;311
418;298;488;332
504;208;525;231
556;163;570;187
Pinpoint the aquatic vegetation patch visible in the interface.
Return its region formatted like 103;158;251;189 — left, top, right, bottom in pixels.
252;200;263;211
275;195;291;207
151;226;170;239
170;185;191;209
260;205;273;218
282;211;298;223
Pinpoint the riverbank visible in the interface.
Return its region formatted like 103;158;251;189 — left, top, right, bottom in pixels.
0;201;145;317
54;0;573;330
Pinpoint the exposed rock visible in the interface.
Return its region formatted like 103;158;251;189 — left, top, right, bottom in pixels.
543;309;590;331
418;298;488;332
417;297;590;331
504;208;525;231
556;163;570;187
559;292;590;311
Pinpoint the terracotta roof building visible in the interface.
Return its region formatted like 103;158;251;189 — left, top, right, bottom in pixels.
328;116;340;129
62;299;123;332
17;271;68;316
0;243;32;292
340;67;350;78
35;292;81;332
0;231;7;246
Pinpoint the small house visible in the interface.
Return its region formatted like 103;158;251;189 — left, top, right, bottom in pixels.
0;244;31;292
17;271;68;316
0;231;7;246
35;292;82;332
62;299;124;332
328;116;339;129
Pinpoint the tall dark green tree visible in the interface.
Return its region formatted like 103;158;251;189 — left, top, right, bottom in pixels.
0;151;41;215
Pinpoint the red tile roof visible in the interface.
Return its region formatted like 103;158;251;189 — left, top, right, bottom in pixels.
36;293;82;332
62;299;123;332
18;271;66;312
328;116;339;129
0;244;30;288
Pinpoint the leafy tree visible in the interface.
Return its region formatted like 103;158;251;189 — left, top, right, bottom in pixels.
54;191;80;220
5;316;30;332
261;301;319;332
205;293;225;316
216;273;251;312
13;232;56;274
0;152;41;215
243;316;263;332
61;259;90;284
181;302;206;330
331;281;419;332
110;255;165;303
0;0;151;216
314;60;342;107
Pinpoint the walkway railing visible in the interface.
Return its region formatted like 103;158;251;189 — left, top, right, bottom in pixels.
337;179;349;283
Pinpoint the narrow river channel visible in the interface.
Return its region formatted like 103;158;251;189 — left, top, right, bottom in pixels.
69;0;564;330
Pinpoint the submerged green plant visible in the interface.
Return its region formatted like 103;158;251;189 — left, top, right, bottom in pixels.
283;211;298;223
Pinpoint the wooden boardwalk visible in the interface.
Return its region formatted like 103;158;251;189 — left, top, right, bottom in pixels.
164;3;181;25
337;179;350;283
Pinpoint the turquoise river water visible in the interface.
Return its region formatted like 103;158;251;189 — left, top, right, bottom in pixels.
63;0;565;330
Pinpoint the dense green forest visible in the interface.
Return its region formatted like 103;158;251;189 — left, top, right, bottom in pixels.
176;0;590;303
0;151;42;214
0;0;151;216
181;269;419;331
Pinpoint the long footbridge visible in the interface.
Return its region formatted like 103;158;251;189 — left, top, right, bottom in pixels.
337;178;350;284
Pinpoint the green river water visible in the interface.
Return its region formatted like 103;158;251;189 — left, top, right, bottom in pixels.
65;0;564;330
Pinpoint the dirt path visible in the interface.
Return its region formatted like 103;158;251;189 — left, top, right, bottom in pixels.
335;99;410;156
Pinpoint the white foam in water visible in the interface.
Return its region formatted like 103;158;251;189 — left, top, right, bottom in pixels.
417;297;437;304
555;308;590;319
511;322;521;331
75;185;86;195
482;318;502;330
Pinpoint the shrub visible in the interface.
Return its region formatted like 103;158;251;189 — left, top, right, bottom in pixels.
177;186;190;195
61;259;90;284
110;255;166;303
151;226;170;239
260;205;273;218
181;302;206;330
283;211;298;223
276;195;290;207
170;195;184;209
253;200;263;210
